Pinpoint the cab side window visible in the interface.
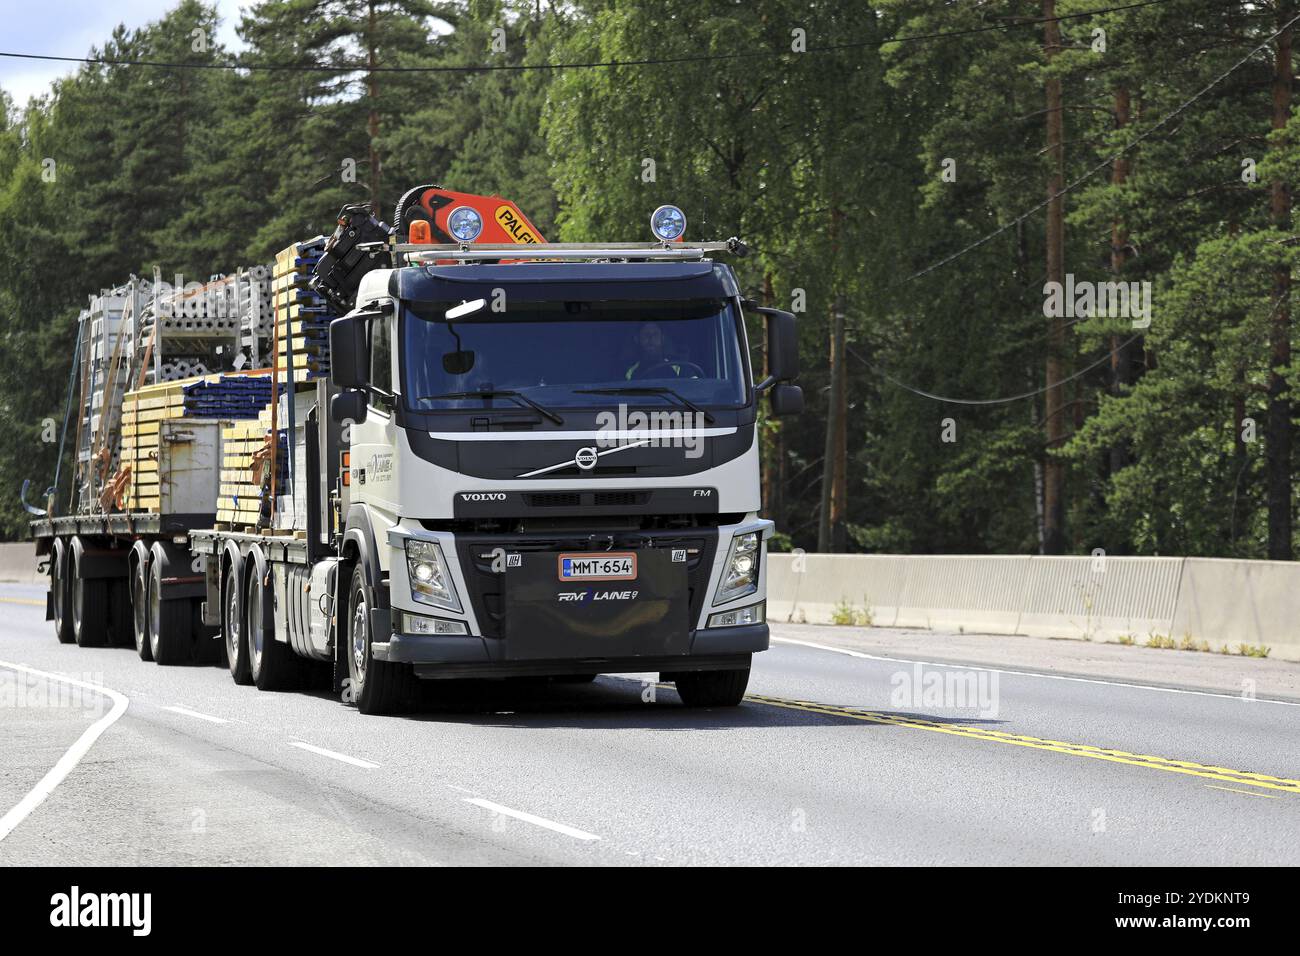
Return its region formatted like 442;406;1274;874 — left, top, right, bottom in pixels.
370;315;392;402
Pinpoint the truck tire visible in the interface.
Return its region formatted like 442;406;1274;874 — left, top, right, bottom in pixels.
148;549;193;665
108;578;133;648
51;538;74;644
223;560;251;684
247;561;297;691
345;564;417;715
672;666;751;708
71;538;109;647
132;558;152;661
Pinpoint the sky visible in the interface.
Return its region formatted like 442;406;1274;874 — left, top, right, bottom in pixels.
0;0;248;107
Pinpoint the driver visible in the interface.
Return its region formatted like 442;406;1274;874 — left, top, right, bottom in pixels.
625;321;682;379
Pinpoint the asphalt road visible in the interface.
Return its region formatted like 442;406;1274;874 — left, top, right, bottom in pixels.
1;582;1297;866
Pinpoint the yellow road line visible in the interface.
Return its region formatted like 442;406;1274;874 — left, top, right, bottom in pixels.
0;597;44;606
746;694;1300;796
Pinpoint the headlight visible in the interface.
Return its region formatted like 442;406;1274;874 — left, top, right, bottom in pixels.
405;539;461;611
713;531;760;605
447;205;483;242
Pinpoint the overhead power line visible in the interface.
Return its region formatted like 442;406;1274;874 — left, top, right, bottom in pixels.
0;0;1171;76
862;9;1300;407
854;335;1143;406
901;7;1300;285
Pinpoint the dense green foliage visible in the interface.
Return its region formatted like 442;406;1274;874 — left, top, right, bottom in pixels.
1;0;1297;559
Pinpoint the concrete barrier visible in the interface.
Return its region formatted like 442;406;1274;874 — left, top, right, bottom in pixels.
0;541;41;584
767;551;1299;662
1171;558;1299;656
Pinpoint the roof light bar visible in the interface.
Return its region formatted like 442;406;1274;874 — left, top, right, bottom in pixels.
394;239;747;263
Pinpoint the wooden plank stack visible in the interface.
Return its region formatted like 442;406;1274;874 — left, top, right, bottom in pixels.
273;238;334;385
216;404;288;529
119;373;273;514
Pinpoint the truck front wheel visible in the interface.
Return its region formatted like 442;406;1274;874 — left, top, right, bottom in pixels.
346;565;417;715
671;666;751;708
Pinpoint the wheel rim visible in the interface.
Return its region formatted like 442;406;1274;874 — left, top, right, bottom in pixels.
133;571;147;648
249;577;263;670
226;579;240;663
148;569;161;650
52;549;64;624
72;570;83;632
351;591;368;682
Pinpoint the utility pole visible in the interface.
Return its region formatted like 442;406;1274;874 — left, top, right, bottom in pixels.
1268;2;1294;560
761;272;785;529
818;211;847;553
1109;85;1133;483
1042;0;1067;555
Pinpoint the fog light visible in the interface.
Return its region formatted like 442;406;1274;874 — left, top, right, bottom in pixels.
708;602;765;628
402;612;469;636
650;204;687;241
447;205;483;242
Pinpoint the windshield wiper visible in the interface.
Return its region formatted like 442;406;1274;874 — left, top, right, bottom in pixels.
574;386;715;424
419;389;565;426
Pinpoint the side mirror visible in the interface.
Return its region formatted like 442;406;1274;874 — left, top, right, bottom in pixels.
764;308;799;382
770;383;803;418
329;313;372;390
742;301;799;389
330;389;367;425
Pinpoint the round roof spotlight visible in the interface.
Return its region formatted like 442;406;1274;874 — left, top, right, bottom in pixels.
447;205;484;242
650;204;687;242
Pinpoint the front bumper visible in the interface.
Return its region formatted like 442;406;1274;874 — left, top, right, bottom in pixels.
372;622;768;679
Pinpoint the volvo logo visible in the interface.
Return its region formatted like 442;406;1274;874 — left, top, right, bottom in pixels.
460;492;506;501
516;438;652;479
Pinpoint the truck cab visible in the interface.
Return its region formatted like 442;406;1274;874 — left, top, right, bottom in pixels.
327;229;802;711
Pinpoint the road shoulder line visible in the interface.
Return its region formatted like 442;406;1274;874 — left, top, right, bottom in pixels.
0;660;129;842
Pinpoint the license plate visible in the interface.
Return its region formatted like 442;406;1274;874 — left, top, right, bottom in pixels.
557;552;637;581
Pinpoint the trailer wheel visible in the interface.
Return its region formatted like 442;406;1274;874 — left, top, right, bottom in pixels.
50;538;74;644
247;560;297;691
132;559;152;661
346;564;417;715
671;665;751;708
222;560;250;683
147;548;193;665
71;538;109;647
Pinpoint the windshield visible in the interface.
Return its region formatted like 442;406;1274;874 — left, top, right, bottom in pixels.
403;298;749;410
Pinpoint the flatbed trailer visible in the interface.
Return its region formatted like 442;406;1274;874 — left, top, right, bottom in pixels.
35;510;221;662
